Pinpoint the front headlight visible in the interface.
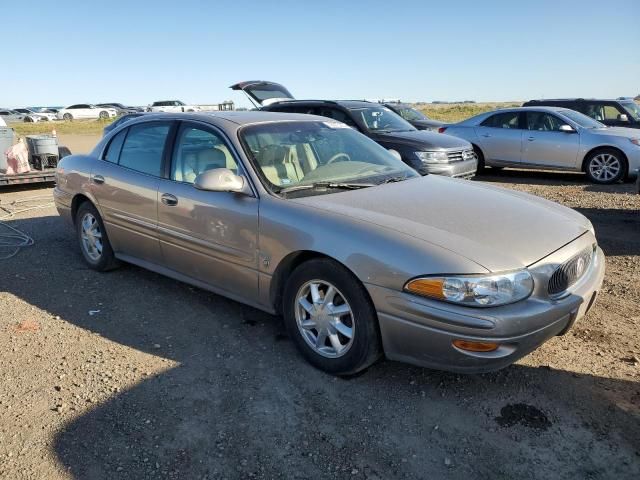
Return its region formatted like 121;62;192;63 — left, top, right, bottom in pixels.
415;151;449;164
404;270;534;307
629;138;640;147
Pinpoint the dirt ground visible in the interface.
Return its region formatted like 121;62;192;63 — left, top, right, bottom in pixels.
0;169;638;480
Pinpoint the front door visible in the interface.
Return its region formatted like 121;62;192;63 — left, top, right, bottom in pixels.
156;121;260;300
521;111;580;169
90;121;174;264
474;111;523;165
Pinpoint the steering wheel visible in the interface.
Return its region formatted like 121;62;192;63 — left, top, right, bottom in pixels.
326;153;351;165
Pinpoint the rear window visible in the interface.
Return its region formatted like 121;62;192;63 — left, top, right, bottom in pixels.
481;112;520;128
118;123;171;176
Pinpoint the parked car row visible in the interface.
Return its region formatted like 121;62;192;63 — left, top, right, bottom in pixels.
0;107;56;123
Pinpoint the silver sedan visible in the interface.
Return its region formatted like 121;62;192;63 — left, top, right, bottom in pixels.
54;112;604;375
441;106;640;184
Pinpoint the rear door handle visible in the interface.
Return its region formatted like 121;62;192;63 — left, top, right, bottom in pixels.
527;137;535;141
161;193;178;206
481;134;491;138
92;175;105;184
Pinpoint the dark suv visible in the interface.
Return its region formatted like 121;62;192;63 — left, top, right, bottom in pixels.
231;81;477;178
522;98;640;129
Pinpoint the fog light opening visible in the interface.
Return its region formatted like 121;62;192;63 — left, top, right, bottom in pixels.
453;339;500;352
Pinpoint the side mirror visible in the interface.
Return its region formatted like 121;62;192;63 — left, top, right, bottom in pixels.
559;124;576;133
619;114;629;123
194;168;251;195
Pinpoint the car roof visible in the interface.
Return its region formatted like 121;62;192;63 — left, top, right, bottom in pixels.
269;99;377;109
526;98;632;103
120;111;332;129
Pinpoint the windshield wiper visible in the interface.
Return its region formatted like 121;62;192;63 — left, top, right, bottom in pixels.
278;181;376;195
380;175;411;184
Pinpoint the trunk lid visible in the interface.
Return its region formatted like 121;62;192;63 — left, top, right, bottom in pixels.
230;80;294;107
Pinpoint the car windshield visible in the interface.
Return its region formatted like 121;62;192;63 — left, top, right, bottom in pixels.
621;101;640;121
559;109;605;129
349;106;415;133
240;120;418;197
395;106;429;122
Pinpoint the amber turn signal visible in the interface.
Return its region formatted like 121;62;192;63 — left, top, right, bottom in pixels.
452;339;499;352
404;278;445;299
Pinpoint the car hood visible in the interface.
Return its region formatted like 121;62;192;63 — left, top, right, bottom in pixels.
587;126;640;139
290;176;591;272
373;129;470;150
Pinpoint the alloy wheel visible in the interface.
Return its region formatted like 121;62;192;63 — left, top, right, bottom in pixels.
80;213;103;261
294;280;355;358
589;153;621;182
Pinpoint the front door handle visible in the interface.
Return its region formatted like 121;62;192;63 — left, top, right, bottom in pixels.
481;134;491;138
161;193;178;206
527;137;535;141
92;174;105;184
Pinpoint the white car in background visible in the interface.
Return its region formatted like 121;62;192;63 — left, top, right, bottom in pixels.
56;104;118;121
146;100;201;113
13;108;56;122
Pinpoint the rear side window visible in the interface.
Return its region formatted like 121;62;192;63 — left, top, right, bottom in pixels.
481;112;520;129
103;129;127;163
118;123;171;176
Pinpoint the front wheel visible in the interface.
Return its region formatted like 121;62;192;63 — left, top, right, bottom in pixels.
99;111;109;119
75;202;119;271
63;113;73;121
283;258;381;375
585;149;626;184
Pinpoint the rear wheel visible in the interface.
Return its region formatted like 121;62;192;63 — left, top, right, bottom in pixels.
75;202;119;271
584;149;626;184
283;258;381;375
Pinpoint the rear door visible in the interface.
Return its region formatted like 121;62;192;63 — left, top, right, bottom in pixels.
230;80;294;107
90;120;175;264
156;121;260;298
521;111;580;168
473;111;524;165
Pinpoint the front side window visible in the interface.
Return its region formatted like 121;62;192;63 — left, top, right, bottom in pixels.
240;121;417;194
349;106;414;133
171;126;237;183
525;112;565;131
318;108;357;128
103;129;127;163
603;104;625;121
118;123;171;176
481;112;520;129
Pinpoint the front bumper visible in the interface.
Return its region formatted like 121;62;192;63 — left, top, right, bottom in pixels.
417;158;477;179
366;240;605;373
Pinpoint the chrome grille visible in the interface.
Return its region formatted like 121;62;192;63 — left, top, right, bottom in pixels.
447;151;465;162
548;246;594;296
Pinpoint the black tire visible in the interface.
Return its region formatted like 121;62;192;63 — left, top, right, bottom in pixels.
99;111;109;119
283;258;381;375
75;202;119;271
472;145;485;172
24;116;34;123
584;148;626;184
63;113;73;121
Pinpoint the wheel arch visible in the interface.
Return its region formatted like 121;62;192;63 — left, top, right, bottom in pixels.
581;145;629;175
269;250;367;315
71;194;96;225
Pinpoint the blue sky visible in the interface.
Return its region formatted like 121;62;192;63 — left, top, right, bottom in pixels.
3;0;639;108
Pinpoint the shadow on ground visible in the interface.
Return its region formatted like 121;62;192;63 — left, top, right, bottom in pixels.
2;213;639;479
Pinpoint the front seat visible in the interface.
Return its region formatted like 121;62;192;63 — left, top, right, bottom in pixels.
183;149;227;183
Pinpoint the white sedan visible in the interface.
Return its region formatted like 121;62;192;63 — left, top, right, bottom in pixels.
56;104;118;121
14;108;56;122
